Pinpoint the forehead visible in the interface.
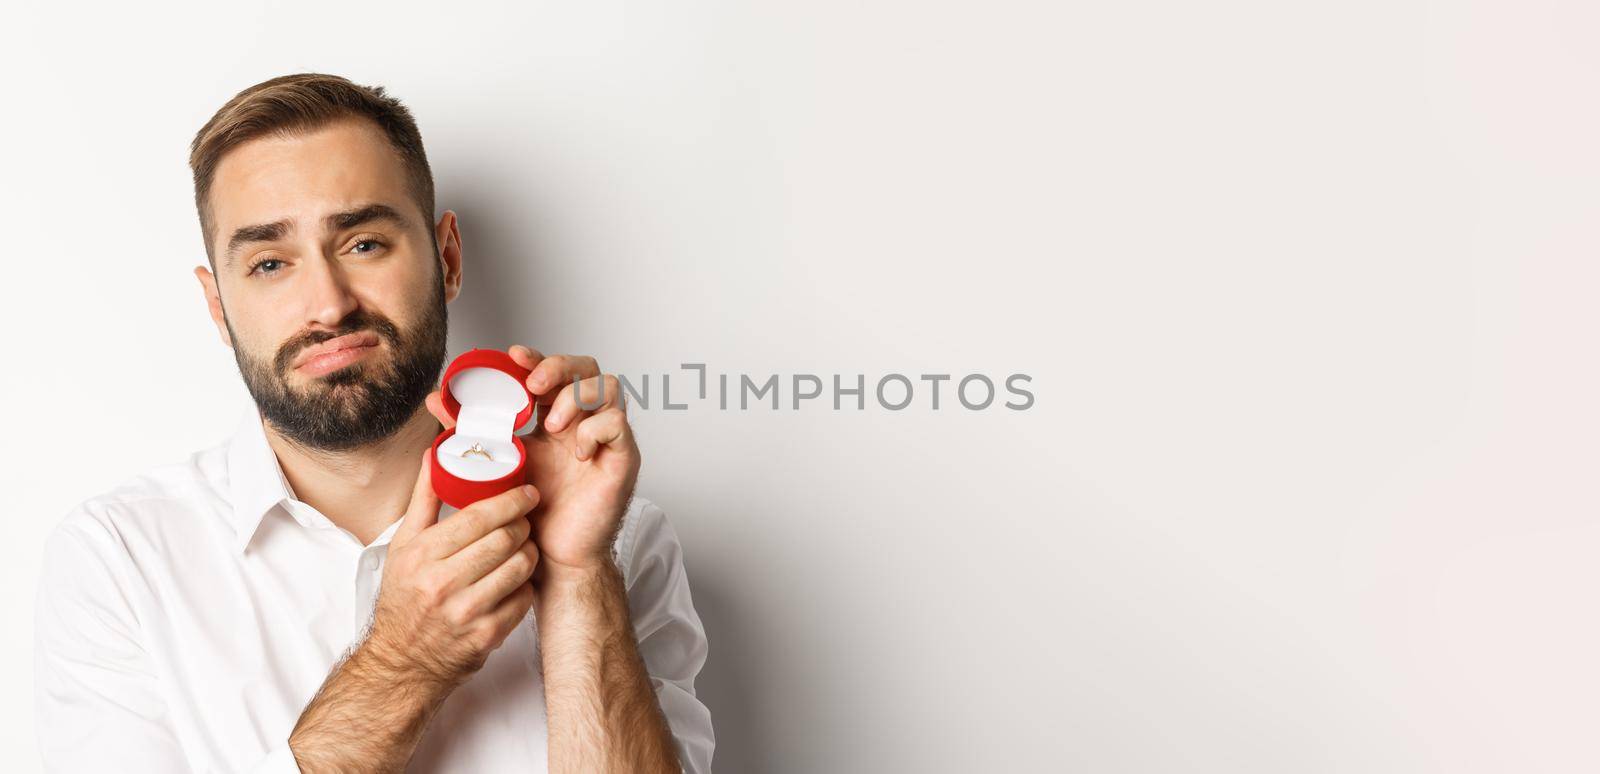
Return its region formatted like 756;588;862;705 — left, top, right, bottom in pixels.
209;118;415;246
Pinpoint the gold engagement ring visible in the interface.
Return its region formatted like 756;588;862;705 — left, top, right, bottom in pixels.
460;442;493;461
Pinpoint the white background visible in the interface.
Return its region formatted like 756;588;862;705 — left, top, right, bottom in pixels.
3;1;1597;771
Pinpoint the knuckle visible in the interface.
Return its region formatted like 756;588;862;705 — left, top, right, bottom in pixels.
446;600;479;630
489;527;516;555
494;497;525;522
468;620;499;651
506;550;534;578
416;572;449;606
484;492;523;518
390;545;421;571
457;511;490;538
512;546;537;578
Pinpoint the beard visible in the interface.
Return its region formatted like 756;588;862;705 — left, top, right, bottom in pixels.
228;283;449;453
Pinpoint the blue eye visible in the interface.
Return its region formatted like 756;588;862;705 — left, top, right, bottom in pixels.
353;238;385;254
248;258;283;276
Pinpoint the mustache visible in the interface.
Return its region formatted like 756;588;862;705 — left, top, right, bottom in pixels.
274;311;402;375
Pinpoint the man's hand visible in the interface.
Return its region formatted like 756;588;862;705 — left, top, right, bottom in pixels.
426;346;640;577
288;450;541;771
431;347;675;773
366;450;542;682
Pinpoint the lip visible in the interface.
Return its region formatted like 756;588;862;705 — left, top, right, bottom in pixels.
293;331;381;372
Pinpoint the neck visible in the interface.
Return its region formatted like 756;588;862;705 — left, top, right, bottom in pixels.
263;405;442;546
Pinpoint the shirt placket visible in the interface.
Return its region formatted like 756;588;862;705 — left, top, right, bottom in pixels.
353;543;387;633
282;499;399;639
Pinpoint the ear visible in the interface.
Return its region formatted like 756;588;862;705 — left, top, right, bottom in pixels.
434;209;464;303
194;265;234;349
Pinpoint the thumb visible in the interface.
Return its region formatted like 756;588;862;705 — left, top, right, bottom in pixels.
425;390;456;430
395;447;441;544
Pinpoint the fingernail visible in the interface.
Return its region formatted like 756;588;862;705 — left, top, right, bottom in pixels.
520;484;537;499
531;374;549;391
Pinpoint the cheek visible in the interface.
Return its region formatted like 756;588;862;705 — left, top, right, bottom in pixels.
223;299;298;358
367;267;437;326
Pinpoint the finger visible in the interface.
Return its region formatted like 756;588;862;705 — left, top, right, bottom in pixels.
508;344;546;371
546;374;622;434
444;514;532;590
394;448;442;544
574;406;632;461
485;580;537;646
528;354;599;403
424;483;539;560
461;539;540;616
425;390;455;430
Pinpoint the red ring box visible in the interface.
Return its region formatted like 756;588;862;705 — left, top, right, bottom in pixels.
430;348;535;509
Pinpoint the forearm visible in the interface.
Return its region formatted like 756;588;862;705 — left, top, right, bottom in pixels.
288;633;456;773
537;561;681;774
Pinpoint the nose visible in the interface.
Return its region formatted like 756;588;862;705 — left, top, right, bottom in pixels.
299;251;360;329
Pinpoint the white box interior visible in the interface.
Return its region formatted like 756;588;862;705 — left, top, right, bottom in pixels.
437;366;528;482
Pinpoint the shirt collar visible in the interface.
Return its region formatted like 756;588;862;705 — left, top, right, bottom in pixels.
225;402;298;554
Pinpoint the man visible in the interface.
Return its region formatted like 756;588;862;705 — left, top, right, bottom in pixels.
33;73;714;773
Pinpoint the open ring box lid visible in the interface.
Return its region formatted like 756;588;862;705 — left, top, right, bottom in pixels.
430;348;538;509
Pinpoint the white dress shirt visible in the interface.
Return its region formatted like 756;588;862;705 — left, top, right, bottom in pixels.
34;402;714;773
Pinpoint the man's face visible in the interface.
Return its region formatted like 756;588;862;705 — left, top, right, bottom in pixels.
195;118;456;452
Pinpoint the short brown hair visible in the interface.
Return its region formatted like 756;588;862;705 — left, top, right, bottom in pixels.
188;73;436;265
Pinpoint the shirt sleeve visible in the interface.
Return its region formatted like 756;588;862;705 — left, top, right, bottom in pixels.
34;515;305;774
619;499;716;774
34;516;194;772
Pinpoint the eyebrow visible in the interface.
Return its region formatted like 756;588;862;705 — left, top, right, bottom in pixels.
223;203;410;270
